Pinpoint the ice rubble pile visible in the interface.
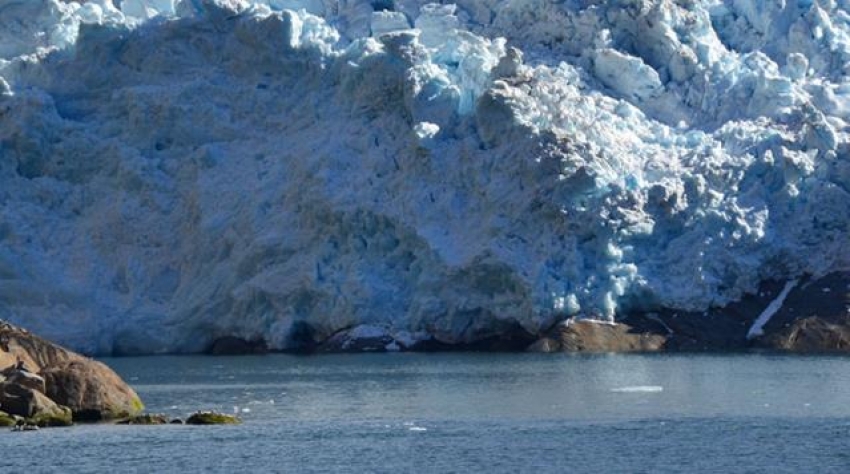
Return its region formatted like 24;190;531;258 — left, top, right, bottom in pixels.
0;0;848;353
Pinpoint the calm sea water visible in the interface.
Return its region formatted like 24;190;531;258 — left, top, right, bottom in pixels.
3;353;850;473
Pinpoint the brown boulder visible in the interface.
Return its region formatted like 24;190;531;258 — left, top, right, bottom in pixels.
1;320;143;421
753;271;850;352
0;321;80;372
0;381;69;424
759;316;850;352
4;370;47;394
41;360;144;421
529;319;668;353
526;337;561;353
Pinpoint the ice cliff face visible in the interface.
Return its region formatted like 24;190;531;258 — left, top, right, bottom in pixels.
1;0;849;354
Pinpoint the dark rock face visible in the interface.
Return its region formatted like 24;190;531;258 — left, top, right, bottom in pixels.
316;321;537;353
0;381;72;426
751;272;850;352
0;321;143;422
0;382;42;417
316;330;395;353
528;271;850;354
207;336;268;355
759;316;850;352
4;370;47;394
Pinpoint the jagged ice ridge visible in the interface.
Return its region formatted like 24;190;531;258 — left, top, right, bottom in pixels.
0;0;849;354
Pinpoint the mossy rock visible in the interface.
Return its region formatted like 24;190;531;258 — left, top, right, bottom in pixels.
185;411;241;425
117;414;169;425
0;410;17;427
28;406;73;427
131;396;145;413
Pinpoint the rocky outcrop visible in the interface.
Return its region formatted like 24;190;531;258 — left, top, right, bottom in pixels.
529;271;850;354
41;360;144;421
0;320;143;422
3;370;46;394
315;322;537;353
0;382;72;426
759;317;850;352
207;336;268;355
316;326;400;353
528;319;667;353
750;272;850;352
117;414;169;425
185;411;241;425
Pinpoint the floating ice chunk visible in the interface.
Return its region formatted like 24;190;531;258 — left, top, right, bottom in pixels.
610;386;664;393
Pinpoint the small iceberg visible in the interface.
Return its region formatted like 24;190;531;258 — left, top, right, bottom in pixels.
610;385;664;393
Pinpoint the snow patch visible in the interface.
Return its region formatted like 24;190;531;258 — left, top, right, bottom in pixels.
747;280;799;340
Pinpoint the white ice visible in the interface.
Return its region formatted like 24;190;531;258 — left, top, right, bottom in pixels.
610;386;664;393
746;280;799;340
0;0;849;353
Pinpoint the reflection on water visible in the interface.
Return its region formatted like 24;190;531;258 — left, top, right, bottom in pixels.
4;353;850;473
113;353;850;422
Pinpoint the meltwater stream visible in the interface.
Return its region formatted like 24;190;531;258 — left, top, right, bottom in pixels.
3;353;850;473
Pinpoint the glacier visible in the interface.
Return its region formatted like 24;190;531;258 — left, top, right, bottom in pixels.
0;0;849;354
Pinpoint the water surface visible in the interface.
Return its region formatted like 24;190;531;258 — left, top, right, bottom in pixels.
3;353;850;473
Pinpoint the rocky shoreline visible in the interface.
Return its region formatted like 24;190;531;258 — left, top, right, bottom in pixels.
1;270;847;429
1;321;243;429
0;321;144;427
531;270;850;354
203;271;850;355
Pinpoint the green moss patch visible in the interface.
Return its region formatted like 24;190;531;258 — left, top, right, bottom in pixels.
117;414;169;425
29;406;73;427
185;411;241;425
130;396;145;414
0;411;17;427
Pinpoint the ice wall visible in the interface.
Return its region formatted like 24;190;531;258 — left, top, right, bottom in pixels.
1;0;849;353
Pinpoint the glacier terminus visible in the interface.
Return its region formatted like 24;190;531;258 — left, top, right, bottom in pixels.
1;0;849;354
